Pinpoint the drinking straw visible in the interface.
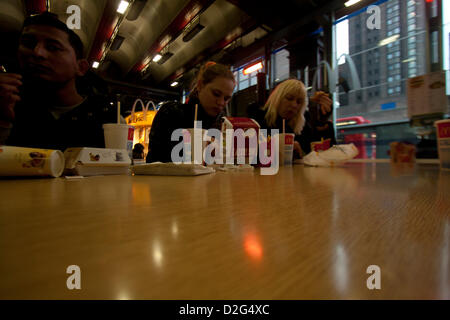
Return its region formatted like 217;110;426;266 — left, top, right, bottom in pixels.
282;118;285;135
117;95;121;124
194;104;198;128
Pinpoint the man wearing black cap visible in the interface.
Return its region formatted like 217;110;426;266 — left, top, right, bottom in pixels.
0;12;117;150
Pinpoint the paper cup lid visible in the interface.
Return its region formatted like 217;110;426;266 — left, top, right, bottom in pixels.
434;119;450;126
50;150;65;177
103;123;131;129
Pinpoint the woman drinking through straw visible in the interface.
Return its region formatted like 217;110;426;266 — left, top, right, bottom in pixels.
146;62;235;163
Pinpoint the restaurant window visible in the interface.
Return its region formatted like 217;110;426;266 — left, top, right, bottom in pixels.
233;59;263;92
444;0;450;95
334;0;428;124
239;72;249;91
272;48;290;84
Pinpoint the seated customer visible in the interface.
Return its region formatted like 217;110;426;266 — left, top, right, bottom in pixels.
146;62;235;163
132;143;145;159
0;12;117;150
247;79;335;158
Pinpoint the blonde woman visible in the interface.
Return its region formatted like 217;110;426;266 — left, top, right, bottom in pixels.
248;79;334;157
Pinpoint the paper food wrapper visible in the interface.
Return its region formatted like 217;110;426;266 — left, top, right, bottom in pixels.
132;162;215;176
311;138;332;152
303;144;359;167
222;117;260;164
0;146;65;177
64;147;131;176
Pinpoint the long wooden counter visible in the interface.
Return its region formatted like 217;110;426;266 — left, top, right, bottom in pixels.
0;163;449;299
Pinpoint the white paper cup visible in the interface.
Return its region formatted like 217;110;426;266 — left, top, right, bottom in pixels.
279;133;295;166
182;128;206;164
103;123;134;152
435;119;450;171
0;146;64;177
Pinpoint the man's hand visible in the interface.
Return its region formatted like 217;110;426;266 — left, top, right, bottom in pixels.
0;73;22;124
310;91;332;115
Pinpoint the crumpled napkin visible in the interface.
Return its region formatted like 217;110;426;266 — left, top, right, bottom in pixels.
132;162;215;176
303;144;359;167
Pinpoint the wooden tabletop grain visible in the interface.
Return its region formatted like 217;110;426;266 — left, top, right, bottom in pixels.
0;163;449;299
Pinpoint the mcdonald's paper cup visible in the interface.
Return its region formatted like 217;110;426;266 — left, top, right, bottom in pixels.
435;119;450;171
103;124;134;154
0;146;65;177
279;133;295;165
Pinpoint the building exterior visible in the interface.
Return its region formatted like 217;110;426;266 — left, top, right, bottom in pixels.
337;0;426;123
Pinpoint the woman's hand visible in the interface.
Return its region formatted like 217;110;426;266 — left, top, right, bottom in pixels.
310;91;332;115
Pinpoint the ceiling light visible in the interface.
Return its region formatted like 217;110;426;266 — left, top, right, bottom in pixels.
157;52;173;65
344;0;362;7
92;61;100;69
243;62;263;75
171;81;179;87
117;1;130;14
152;54;162;62
378;35;400;47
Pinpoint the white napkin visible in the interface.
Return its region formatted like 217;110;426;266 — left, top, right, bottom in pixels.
303;144;359;167
132;162;215;176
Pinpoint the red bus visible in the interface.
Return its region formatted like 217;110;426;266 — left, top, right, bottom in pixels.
336;116;371;127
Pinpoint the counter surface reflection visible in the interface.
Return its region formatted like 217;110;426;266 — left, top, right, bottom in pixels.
0;163;449;299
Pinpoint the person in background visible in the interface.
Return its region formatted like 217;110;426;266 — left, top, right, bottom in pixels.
146;62;235;163
0;12;117;150
132;143;145;160
247;79;335;158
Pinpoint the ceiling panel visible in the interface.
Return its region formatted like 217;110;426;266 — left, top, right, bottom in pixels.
107;0;189;74
0;0;348;89
50;0;107;57
145;0;247;83
0;0;25;32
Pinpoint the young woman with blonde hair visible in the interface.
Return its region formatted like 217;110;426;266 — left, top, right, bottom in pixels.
262;79;309;135
248;78;334;158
